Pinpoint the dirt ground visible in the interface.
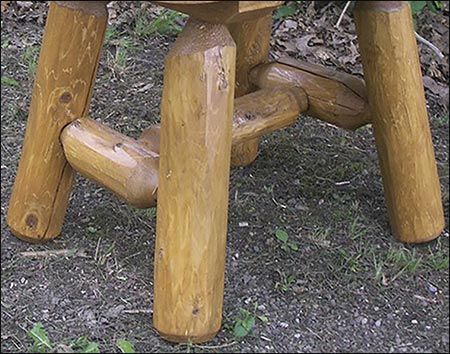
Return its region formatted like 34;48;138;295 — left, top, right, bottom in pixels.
1;1;449;353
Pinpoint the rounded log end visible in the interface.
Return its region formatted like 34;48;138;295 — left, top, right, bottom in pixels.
155;327;220;344
394;221;445;244
125;158;158;209
231;138;259;167
7;220;59;244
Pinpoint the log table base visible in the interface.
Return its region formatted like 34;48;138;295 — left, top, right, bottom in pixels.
6;0;445;344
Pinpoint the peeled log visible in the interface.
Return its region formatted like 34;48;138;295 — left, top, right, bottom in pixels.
61;118;159;209
249;59;371;130
140;86;307;148
60;86;306;210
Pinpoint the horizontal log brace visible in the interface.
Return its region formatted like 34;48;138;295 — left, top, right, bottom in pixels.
249;58;372;130
61;86;307;208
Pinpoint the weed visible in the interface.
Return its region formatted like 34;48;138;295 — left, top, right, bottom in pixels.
117;339;135;353
231;308;256;340
275;229;298;251
275;272;296;293
27;322;136;353
28;323;53;353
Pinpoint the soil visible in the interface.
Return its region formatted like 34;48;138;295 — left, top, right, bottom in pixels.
1;1;449;353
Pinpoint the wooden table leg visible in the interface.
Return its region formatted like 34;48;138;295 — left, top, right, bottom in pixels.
354;1;444;243
227;14;273;166
153;19;236;343
7;1;107;243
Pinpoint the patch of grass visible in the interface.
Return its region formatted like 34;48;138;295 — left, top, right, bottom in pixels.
106;37;136;75
275;272;296;293
275;229;298;251
347;216;366;241
1;37;10;48
427;244;449;271
22;45;40;80
338;249;362;273
386;247;422;273
1;77;20;87
135;9;185;37
435;114;449;125
372;253;386;285
105;25;122;41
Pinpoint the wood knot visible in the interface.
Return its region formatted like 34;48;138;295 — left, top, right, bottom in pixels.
25;214;38;230
59;92;72;104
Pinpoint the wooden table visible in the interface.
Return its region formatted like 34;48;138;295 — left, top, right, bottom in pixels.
7;0;444;344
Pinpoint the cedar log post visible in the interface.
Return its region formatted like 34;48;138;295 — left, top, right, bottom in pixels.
249;58;371;130
153;19;236;343
7;1;107;243
227;14;273;166
354;1;444;243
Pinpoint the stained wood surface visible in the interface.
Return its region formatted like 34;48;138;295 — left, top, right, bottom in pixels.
354;1;444;243
249;59;371;130
153;19;236;343
227;13;273;166
61;87;306;210
60;118;159;209
7;1;107;243
153;1;281;23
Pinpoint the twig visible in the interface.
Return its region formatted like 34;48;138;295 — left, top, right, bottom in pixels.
415;31;445;60
19;249;88;258
122;309;152;314
335;1;352;29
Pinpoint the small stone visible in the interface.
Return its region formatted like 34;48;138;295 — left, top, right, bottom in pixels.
239;221;249;227
293;179;300;185
294;333;301;339
411;319;418;324
284;20;298;29
257;304;266;311
280;322;289;328
428;284;438;294
361;317;368;325
375;319;382;327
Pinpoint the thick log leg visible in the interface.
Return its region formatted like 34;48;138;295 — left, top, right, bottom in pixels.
153;19;236;343
7;1;107;243
354;1;444;243
227;14;273;166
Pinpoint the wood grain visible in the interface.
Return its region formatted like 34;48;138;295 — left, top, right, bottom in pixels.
249;59;371;130
227;13;273;166
7;1;107;243
61;118;159;209
153;19;236;343
354;1;444;243
153;1;281;23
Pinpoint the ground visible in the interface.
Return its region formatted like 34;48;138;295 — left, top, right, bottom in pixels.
1;1;449;353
